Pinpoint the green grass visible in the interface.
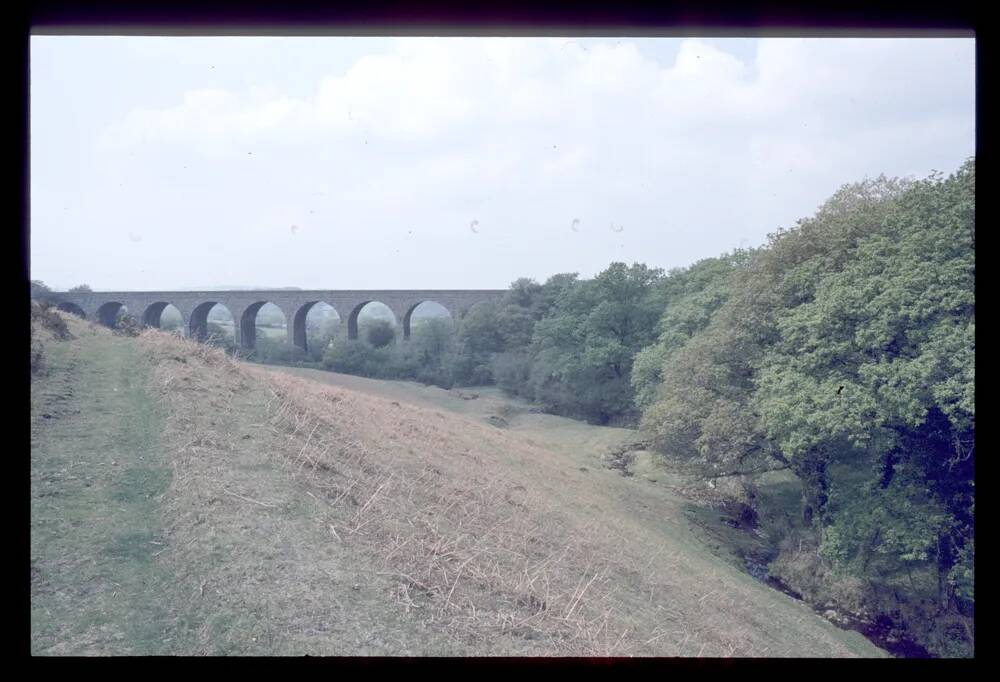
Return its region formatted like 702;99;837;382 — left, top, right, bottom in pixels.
212;321;287;340
30;325;182;655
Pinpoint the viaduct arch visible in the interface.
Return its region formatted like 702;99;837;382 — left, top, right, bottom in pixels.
49;289;505;353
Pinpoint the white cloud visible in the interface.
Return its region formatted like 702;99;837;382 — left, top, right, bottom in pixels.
36;37;974;290
98;38;973;168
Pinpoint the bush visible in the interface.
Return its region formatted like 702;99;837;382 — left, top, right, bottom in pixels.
30;280;54;301
469;364;494;386
416;366;453;389
493;351;533;397
160;315;183;334
30;332;45;376
305;328;338;362
365;319;396;348
205;322;238;354
319;333;460;390
113;314;142;337
31;300;72;340
252;334;297;364
323;338;372;374
30;300;76;377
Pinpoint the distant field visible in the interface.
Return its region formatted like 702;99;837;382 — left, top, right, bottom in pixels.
210;321;287;340
265;367;638;467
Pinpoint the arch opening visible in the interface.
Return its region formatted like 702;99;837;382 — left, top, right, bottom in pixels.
293;301;341;358
240;301;289;360
403;300;454;341
97;302;129;328
143;302;185;336
348;301;397;345
57;302;86;318
190;302;235;349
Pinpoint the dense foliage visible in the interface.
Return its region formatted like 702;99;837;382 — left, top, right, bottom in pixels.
631;251;754;410
462;265;669;424
366;319;396;348
30;280;54;301
637;160;975;656
322;318;460;387
318;265;675;421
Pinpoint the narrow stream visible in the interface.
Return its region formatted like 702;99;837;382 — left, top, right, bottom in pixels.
740;553;934;658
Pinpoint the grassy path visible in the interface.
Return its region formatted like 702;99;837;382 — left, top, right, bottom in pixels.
30;327;177;655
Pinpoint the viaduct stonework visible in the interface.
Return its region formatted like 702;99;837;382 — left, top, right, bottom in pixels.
51;290;505;352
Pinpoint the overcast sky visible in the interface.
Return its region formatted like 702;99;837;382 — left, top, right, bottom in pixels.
30;36;975;292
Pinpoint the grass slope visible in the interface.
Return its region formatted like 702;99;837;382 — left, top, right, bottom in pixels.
31;314;885;657
31;320;175;654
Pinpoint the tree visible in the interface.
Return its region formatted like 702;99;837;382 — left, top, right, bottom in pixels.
637;160;975;656
752;160;974;608
205;322;237;354
366;319;396;348
30;280;53;300
632;252;750;409
113;313;142;337
529;262;665;423
640;173;923;487
411;317;452;364
457;301;505;353
69;284;93;293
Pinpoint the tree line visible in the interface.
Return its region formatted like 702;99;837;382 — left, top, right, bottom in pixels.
635;159;974;656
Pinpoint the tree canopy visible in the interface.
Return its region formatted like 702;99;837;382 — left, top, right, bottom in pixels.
636;159;975;656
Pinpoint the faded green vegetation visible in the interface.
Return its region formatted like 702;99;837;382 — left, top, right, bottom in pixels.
637;160;975;657
321;318;458;387
31;320;178;654
313;265;671;418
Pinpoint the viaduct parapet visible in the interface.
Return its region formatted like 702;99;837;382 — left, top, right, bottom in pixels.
50;289;505;352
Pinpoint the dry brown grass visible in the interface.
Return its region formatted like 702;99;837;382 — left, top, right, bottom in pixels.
133;328;883;657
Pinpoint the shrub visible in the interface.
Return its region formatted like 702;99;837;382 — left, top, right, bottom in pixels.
31;300;72;340
469;364;494;386
323;339;371;374
205;322;238;354
30;300;76;376
416;366;453;389
252;334;297;364
113;314;142;337
365;319;396;348
492;351;533;396
30;280;54;301
30;332;45;376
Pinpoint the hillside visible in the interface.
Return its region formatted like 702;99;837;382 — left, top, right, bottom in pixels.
30;312;885;656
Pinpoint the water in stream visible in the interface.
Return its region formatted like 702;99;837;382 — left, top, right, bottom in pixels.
740;554;934;658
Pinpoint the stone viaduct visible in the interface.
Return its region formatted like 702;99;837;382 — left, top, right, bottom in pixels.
50;290;505;352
